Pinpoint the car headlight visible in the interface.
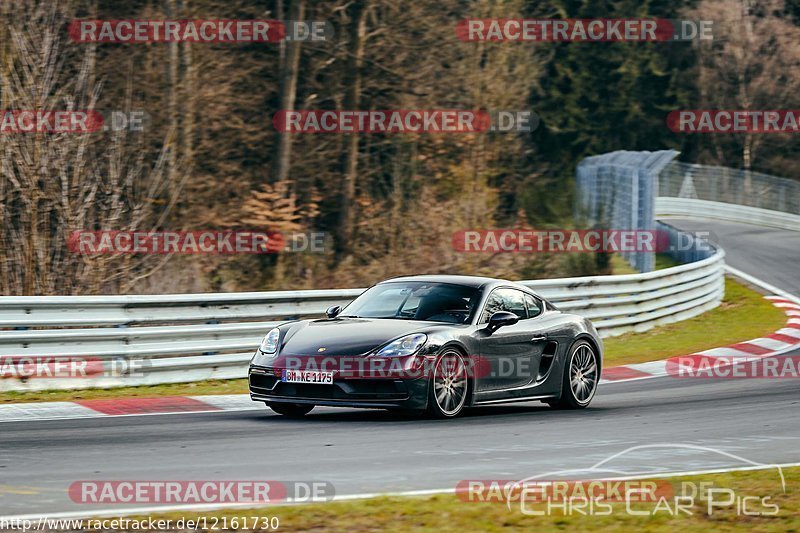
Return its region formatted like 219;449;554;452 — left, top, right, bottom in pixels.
376;333;427;357
259;328;281;354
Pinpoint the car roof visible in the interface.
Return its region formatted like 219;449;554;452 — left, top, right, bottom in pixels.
379;274;515;290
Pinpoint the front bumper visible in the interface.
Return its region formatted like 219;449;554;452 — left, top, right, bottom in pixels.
248;365;429;410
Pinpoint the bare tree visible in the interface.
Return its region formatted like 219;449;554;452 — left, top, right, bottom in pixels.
0;0;186;295
692;0;800;171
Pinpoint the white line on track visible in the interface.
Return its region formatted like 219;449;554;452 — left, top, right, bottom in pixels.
2;462;799;522
0;406;260;424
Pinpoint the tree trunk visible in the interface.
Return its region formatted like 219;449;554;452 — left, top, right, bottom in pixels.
182;38;195;178
336;0;367;258
272;0;305;184
167;0;180;185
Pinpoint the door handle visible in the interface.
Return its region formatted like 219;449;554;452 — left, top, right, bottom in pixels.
530;335;547;342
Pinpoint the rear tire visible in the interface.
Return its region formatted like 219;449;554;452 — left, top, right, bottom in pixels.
551;340;599;409
425;349;470;419
266;402;314;417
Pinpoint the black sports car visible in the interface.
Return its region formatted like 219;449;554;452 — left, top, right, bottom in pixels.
249;275;602;418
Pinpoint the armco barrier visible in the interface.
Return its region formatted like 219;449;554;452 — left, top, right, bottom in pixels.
0;243;724;391
656;197;800;231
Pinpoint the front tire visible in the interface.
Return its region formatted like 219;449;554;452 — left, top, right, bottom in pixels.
426;349;470;418
266;402;314;417
551;340;599;409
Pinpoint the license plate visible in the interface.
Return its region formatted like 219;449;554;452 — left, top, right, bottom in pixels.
281;369;334;384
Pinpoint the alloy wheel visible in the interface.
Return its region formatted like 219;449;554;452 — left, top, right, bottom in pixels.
431;350;469;417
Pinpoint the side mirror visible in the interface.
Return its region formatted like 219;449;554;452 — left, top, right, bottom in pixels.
486;311;519;333
326;305;342;318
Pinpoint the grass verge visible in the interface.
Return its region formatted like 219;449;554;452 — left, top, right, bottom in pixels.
0;378;248;404
603;277;787;367
118;467;800;532
0;276;788;404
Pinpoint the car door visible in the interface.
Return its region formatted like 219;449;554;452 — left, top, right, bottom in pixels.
476;287;545;392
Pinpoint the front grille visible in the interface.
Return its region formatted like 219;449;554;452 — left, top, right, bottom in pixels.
249;366;411;401
249;372;278;392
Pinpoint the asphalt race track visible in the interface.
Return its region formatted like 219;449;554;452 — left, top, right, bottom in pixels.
1;219;799;517
668;218;800;297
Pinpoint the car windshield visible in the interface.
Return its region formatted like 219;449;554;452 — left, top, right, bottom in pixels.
340;281;481;324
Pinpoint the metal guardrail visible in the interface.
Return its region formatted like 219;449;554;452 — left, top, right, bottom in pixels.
0;242;725;391
6;154;798;392
656;197;800;231
659;161;800;216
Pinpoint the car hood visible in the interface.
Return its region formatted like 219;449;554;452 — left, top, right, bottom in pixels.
280;318;433;357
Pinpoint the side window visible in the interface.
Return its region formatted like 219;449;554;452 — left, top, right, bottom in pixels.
525;293;543;318
480;288;528;323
